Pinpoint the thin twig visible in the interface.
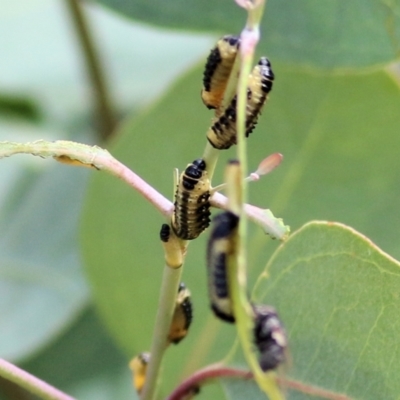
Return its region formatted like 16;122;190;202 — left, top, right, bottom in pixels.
141;266;183;400
0;359;75;400
65;0;117;140
166;365;252;400
0;140;173;217
165;364;354;400
277;377;354;400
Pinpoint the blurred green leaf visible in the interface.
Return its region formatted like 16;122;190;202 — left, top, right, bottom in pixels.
94;0;400;70
21;307;136;400
0;162;90;361
0;1;214;124
254;221;400;399
0;94;41;122
80;60;400;397
222;379;265;399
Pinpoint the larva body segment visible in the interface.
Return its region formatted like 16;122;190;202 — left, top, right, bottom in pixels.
206;57;274;150
172;159;211;240
129;352;150;394
253;305;287;372
201;35;241;110
206;211;239;323
168;282;193;345
245;56;274;136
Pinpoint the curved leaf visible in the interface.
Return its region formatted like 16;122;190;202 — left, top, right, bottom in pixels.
0;163;90;361
254;221;400;399
95;0;400;70
22;307;136;400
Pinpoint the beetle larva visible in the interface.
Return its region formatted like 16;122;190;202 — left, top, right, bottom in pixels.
129;352;150;394
253;305;287;372
206;211;239;323
168;282;193;344
206;57;274;150
171;159;211;240
201;35;240;110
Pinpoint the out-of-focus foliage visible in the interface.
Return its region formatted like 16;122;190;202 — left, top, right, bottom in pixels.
95;0;400;70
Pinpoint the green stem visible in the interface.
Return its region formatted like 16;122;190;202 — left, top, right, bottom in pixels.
232;1;285;399
65;0;117;140
140;265;183;400
202;142;219;182
0;359;75;400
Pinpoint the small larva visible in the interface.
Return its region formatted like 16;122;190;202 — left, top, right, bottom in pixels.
253;305;287;372
171;159;211;240
201;35;240;110
129;352;150;394
206;57;274;150
168;282;193;345
206;211;239;323
160;223;170;243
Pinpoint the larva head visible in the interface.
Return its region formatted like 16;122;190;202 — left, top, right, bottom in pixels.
183;159;206;180
192;158;206;170
222;34;241;47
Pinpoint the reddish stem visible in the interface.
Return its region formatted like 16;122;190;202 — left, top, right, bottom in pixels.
166;364;353;400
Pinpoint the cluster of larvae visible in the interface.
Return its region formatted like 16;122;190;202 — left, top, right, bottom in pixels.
130;34;284;397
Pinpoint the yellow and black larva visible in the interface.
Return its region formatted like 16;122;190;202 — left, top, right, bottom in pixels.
253;305;287;372
171;159;211;240
129;352;150;394
168;282;193;344
207;57;275;150
206;211;239;323
201;35;240;110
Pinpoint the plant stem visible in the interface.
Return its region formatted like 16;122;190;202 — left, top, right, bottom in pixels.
65;0;117;140
0;359;75;400
140;265;183;400
166;365;252;400
165;363;354;400
0;140;173;217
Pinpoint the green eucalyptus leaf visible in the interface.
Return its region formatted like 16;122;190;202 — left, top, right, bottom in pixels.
254;221;400;399
95;0;400;70
0;163;90;361
22;307;136;400
222;379;266;400
0;1;213;123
